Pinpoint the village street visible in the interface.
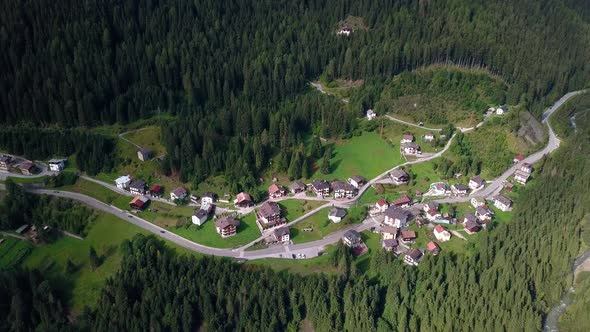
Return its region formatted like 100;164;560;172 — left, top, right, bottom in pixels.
0;90;585;260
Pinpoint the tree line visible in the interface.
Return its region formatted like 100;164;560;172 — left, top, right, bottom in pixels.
0;126;115;175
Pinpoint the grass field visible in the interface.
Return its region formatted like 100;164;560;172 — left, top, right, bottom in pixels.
122;126;166;158
278;199;326;221
59;178;122;204
20;213;148;311
245;245;339;275
0;236;33;270
5;176;48;184
355;231;382;272
290;208;340;244
314;131;403;180
169;212;261;249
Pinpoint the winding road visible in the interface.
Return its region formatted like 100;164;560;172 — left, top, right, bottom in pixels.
1;90;585;260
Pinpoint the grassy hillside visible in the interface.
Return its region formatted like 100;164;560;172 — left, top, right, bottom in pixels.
375;66;507;128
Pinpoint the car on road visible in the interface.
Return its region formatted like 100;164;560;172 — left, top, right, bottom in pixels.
160;230;165;234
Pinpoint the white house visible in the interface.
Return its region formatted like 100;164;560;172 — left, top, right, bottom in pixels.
115;175;132;190
433;225;451;242
201;192;216;205
384;207;410;228
496;105;508;115
404;249;423;266
425;208;441;222
514;170;531;185
337;27;352;36
475;206;494;222
424;133;435;142
429;182;449;196
273;227;290;243
347;176;366;189
401;142;421;155
192;209;209;226
375;199;389;213
469;176;486;190
390;169;409;185
366;109;376;120
470;197;486;208
170;187;188;201
328;207;347;223
48;158;66;172
493;195;513;212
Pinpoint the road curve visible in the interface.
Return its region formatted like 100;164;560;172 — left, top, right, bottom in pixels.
436;89;587;204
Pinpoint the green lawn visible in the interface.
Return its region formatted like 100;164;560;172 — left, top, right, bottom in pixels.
122;126;166;158
169;212;261;249
21;213;148;311
355;231;382;272
246;245;339;275
5;176;48;184
290;206;365;244
278;199;326;221
358;185;405;205
314;131;403;180
0;236;33;269
59;178;122;204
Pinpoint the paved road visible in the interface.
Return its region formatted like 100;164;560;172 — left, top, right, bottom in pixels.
2;90;584;260
384;114;442;132
436;89;587;204
0;156;57;180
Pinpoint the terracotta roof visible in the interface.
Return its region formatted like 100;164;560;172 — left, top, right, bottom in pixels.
434;225;446;233
514;154;525;161
20;162;35;170
236;192;252;203
401;230;416;239
268;184;285;195
149;185;162;193
129;195;150;208
427;241;440;252
402;134;414;141
376;199;388;207
393;195;411;206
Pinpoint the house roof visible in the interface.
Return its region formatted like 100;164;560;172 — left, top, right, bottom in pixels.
343;230;361;242
426;201;440;211
384;206;410;221
476;206;493;216
381;226;398;235
376;199;388;207
515;170;531;179
382;239;398;248
434;225;446;233
331;181;355;192
390;169;409;179
129;179;146;189
470;176;485;185
149;185;162;193
259;201;281;218
193;209;209;218
402;142;420;150
407;248;423;260
0;155;11;163
367;109;376;115
494;195;512;206
268;183;285;195
464;214;478;223
48;158;66;163
453;183;470;191
311;179;330;191
514;154;525;161
427;209;440;217
290;181;306;191
402;134;414;141
393;195;411;206
464;220;480;232
273;227;290;238
329;207;347;218
215;217;240;229
427;241;440;252
400;230;416;239
236;192;252;203
115;175;131;185
130;195;150;208
425;132;435;138
138;147;151;155
171;187;187;197
19;162;35;170
349;175;366;184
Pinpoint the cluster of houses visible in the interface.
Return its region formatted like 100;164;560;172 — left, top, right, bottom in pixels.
487;105;509;116
513;156;533;185
269;176;367;200
400;134;421;156
0;155;44;175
